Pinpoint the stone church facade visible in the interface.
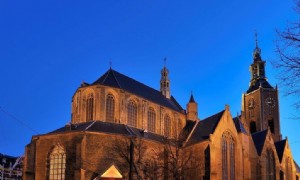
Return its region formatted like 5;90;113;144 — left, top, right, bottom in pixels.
23;44;300;179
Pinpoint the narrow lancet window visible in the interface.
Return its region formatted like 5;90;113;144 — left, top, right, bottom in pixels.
106;94;115;123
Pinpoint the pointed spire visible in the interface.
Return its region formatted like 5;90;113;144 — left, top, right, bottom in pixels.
189;91;195;103
253;31;262;61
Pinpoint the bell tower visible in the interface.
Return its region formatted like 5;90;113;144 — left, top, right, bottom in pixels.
242;35;281;141
160;58;170;98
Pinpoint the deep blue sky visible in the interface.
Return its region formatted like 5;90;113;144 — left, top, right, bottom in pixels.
0;0;299;163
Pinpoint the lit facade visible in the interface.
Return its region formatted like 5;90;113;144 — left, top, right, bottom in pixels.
23;45;300;180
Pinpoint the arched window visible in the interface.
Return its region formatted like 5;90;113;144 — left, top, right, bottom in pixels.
48;145;66;180
106;94;115;123
86;93;94;121
266;149;276;180
204;145;210;179
147;108;156;133
164;115;171;137
127;100;137;127
222;132;235;180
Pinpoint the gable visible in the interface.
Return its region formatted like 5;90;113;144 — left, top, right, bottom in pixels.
184;110;224;146
101;165;123;178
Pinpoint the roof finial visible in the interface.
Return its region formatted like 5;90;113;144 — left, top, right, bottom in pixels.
109;60;112;69
253;31;261;58
164;57;167;67
255;31;258;49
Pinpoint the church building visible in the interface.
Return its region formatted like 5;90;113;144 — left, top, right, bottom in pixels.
23;43;300;180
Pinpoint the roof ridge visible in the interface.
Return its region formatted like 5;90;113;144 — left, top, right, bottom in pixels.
125;125;138;137
110;69;122;89
85;120;97;130
100;69;112;84
183;120;199;147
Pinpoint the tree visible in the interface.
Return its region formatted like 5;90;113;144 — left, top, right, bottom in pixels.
104;136;163;180
274;1;300;109
162;139;201;180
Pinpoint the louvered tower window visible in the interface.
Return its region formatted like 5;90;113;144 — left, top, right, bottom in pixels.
48;145;66;180
106;94;115;123
127;100;137;127
147;108;156;133
86;93;94;121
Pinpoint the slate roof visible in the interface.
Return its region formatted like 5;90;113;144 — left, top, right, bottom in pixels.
90;68;184;112
233;116;247;134
274;139;287;163
294;160;300;173
185;110;225;146
247;79;273;93
189;94;195;103
48;121;167;143
252;129;268;156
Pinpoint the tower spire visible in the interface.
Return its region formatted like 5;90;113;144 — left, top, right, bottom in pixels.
187;92;199;121
160;58;170;98
253;32;262;61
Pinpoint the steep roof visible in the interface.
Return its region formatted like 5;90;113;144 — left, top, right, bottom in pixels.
274;139;287;163
189;94;195;103
48;121;167;143
91;68;183;112
252;129;268;156
294;160;300;173
233;116;247;134
247;79;273;93
185;110;224;146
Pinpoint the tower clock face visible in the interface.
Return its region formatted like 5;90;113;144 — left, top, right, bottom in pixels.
265;97;275;108
248;98;255;109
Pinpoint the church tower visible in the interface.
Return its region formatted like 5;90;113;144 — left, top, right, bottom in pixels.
160;59;170;98
186;93;199;121
242;36;281;141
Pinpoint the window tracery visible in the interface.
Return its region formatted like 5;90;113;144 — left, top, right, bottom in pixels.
106;94;115;123
127;100;137;127
48;145;66;180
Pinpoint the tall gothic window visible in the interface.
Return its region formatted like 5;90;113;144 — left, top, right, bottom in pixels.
127;100;137;127
106;94;115;123
164;115;171;137
86;93;94;121
48;145;66;180
266;149;276;180
204;145;211;179
222;132;235;180
147;108;156;133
